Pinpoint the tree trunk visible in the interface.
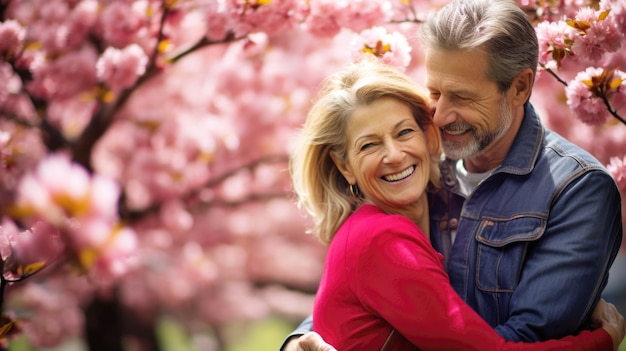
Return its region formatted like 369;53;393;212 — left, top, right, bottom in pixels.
84;290;161;351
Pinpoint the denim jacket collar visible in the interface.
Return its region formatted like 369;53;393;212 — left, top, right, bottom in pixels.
496;102;544;176
440;102;544;191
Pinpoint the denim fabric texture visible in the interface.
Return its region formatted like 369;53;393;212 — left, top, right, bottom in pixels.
429;102;623;342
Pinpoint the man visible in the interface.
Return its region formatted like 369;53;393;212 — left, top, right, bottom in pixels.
282;0;623;349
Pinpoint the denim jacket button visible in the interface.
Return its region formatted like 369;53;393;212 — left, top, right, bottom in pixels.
439;220;448;230
444;176;456;187
449;218;458;229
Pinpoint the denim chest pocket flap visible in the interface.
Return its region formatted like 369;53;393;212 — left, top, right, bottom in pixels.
475;216;546;292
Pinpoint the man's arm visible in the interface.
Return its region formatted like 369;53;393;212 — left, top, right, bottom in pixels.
495;171;623;341
280;315;313;351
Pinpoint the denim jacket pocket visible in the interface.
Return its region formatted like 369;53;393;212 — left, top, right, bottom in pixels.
475;216;546;292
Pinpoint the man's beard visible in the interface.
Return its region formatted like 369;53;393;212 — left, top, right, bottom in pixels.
442;95;513;161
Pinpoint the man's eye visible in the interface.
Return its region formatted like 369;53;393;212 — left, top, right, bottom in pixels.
453;95;470;102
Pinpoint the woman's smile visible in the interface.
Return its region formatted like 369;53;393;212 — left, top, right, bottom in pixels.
382;165;416;182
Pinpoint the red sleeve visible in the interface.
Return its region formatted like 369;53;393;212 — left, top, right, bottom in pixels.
350;215;613;351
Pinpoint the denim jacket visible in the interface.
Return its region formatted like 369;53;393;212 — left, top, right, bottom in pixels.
429;102;623;342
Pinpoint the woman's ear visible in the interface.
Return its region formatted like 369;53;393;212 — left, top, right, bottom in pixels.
330;151;356;185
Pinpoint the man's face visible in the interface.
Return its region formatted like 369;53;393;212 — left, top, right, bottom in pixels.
424;48;513;161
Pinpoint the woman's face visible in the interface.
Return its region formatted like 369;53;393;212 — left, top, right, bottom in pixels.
334;97;431;211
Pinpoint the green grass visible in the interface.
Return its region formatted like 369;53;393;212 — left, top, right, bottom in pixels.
156;316;296;351
224;317;296;351
156;317;196;351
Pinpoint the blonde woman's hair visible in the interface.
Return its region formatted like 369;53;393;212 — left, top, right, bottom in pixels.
290;55;441;244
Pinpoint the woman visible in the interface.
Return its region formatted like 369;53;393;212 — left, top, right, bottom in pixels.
289;55;625;351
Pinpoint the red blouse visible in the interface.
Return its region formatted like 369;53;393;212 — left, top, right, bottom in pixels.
313;204;612;351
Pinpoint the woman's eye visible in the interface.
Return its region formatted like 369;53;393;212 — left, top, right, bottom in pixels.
399;128;414;137
360;143;374;151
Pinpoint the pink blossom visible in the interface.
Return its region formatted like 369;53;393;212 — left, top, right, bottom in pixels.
12;153;137;282
0;120;47;211
65;0;100;49
13;154;114;229
13;153;92;225
159;200;194;234
306;0;391;37
0;20;25;57
90;176;124;221
19;0;98;53
84;224;138;286
38;0;71;23
205;0;232;41
536;20;575;69
601;0;626;34
96;44;149;93
349;27;412;70
205;0;308;40
333;0;392;32
607;155;626;190
228;0;309;37
304;0;342;37
568;6;623;64
23;0;76;54
0;62;21;107
565;67;613;125
27;46;98;100
11;46;42;72
199;281;270;324
4;220;64;270
7;277;90;348
0;221;15;261
47;96;97;140
98;1;146;48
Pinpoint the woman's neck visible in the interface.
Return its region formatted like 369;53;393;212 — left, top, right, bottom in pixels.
372;196;430;238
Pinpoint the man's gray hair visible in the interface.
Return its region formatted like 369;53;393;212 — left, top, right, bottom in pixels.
419;0;539;92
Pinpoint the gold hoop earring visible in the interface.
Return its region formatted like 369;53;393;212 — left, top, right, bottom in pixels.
349;184;359;198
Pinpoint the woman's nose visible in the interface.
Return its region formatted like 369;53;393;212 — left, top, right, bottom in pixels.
383;141;404;164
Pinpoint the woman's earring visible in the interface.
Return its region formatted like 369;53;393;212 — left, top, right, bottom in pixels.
349;184;359;198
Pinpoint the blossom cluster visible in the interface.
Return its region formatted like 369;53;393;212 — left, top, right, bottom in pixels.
9;153;137;284
535;0;626;125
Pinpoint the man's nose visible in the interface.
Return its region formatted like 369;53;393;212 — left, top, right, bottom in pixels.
432;98;455;127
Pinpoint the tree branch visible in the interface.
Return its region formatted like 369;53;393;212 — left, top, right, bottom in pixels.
540;63;626;126
601;94;626;126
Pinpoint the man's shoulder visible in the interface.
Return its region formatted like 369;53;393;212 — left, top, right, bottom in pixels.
541;129;608;171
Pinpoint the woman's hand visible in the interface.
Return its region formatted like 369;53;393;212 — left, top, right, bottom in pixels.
592;299;626;351
283;332;338;351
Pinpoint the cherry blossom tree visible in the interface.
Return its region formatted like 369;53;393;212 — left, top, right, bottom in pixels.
0;0;624;350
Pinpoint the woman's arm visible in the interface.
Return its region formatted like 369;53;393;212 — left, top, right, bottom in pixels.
353;215;621;350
